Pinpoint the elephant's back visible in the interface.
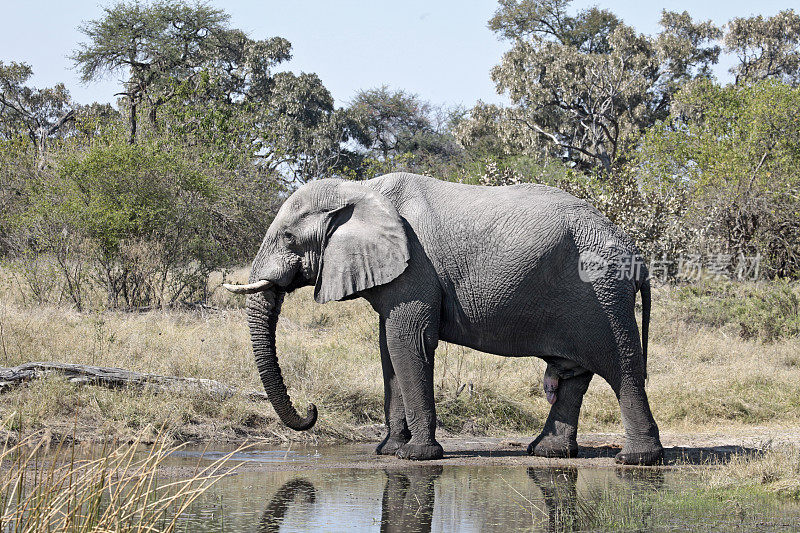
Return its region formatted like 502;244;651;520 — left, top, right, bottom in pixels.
369;173;642;359
368;172;628;259
370;172;606;224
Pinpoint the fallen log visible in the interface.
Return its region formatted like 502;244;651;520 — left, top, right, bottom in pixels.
0;361;268;402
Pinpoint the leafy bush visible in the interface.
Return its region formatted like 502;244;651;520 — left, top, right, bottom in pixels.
12;134;275;309
555;170;691;268
637;80;800;279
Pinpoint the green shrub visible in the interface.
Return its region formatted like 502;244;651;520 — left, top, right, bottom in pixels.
11;134;274;309
673;280;800;342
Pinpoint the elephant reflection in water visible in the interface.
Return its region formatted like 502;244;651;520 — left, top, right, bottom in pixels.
257;478;316;533
528;467;580;530
527;466;665;531
257;469;440;532
380;466;442;533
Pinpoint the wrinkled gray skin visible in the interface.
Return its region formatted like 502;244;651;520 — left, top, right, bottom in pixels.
240;173;661;465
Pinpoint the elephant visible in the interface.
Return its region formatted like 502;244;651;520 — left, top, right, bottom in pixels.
224;172;662;465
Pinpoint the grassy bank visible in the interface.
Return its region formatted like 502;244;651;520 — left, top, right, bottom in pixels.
544;451;800;530
1;267;800;446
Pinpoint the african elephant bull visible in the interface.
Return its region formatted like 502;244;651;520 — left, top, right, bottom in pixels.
224;172;661;465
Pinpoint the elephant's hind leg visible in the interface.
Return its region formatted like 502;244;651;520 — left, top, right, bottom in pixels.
528;371;593;458
376;316;412;455
601;289;663;465
610;365;663;465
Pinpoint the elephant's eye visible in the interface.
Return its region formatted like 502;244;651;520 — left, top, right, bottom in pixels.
283;231;296;245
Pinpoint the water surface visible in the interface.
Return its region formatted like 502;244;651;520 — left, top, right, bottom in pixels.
162;444;800;532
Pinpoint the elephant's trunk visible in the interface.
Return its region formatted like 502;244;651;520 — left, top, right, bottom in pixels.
246;289;317;431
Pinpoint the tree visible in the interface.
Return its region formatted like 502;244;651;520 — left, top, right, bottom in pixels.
458;1;720;174
0;62;74;168
73;1;235;143
487;0;622;51
725;10;800;85
344;86;476;180
348;86;432;160
251;72;352;184
159;60;355;184
73;1;353;184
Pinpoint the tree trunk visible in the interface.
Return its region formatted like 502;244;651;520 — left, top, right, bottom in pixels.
129;99;137;144
148;103;159;132
0;361;268;401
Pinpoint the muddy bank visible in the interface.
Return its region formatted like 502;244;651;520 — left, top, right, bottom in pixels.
150;428;800;477
5;416;798;456
8;428;792;482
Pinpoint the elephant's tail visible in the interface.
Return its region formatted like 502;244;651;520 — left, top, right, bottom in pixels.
640;278;651;379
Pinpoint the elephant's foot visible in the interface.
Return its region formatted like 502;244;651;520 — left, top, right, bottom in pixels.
376;434;410;455
528;434;579;458
614;442;664;466
395;439;443;461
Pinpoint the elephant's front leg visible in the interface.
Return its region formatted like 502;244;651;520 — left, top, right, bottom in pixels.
529;371;593;458
376;317;411;455
383;306;442;460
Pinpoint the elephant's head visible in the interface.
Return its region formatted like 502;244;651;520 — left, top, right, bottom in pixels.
224;179;410;430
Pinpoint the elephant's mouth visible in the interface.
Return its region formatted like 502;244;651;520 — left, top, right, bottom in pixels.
283;271;312;293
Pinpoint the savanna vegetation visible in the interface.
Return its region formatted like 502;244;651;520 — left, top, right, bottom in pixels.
2;0;800;507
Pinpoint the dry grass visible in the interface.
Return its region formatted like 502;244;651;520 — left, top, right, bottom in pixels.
706;445;800;499
0;427;241;531
2;265;800;445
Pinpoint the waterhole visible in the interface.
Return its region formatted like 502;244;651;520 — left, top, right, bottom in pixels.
161;444;800;532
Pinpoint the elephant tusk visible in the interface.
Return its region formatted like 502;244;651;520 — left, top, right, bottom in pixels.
223;279;273;294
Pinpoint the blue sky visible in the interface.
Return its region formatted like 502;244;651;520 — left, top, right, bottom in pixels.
0;1;793;109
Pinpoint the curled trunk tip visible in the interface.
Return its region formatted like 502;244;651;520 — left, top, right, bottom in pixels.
293;404;318;431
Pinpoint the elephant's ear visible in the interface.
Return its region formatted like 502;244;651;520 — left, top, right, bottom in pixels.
314;183;410;304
